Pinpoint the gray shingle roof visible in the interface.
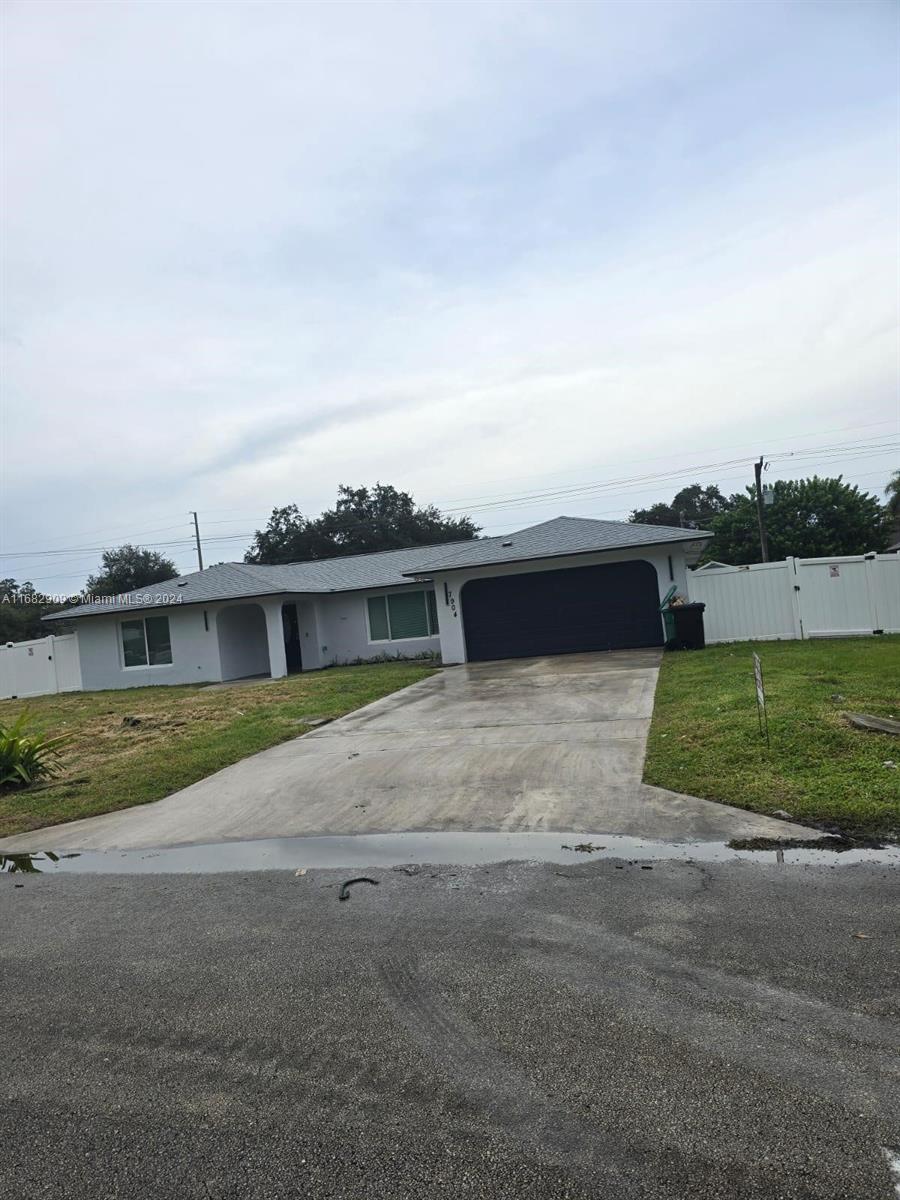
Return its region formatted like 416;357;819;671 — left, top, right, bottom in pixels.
43;542;474;621
44;516;712;622
401;516;712;575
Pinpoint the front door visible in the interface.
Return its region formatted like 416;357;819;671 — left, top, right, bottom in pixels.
282;603;303;674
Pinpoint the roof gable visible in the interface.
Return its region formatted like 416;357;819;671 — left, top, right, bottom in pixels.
401;515;712;574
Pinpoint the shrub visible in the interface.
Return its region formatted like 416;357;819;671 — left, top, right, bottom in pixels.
0;713;71;790
334;651;442;668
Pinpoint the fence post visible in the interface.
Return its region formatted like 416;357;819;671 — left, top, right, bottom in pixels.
787;558;804;639
48;634;61;695
863;555;882;633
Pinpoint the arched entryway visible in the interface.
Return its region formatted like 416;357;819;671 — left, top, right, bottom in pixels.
216;604;271;681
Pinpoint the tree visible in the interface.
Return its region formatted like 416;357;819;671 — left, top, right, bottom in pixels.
884;468;900;547
629;484;737;529
885;469;900;519
246;484;480;565
85;545;178;597
708;476;888;564
0;579;69;642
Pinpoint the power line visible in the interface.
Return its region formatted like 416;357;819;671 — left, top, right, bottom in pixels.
438;444;899;516
474;465;898;528
4;420;893;553
20;464;895;581
433;424;898;505
2;441;896;562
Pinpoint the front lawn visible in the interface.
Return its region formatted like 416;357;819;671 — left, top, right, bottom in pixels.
0;662;435;838
644;637;900;839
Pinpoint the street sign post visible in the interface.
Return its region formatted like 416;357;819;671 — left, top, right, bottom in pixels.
753;652;770;748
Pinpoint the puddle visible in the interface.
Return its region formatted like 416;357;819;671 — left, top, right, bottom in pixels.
1;831;899;875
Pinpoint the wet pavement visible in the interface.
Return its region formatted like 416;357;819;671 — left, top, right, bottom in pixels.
2;853;898;1198
2;829;899;874
0;650;820;852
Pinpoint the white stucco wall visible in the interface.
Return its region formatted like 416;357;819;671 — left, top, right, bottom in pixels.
71;587;439;690
75;603;223;691
429;545;689;664
67;549;686;689
216;604;270;680
315;587;441;666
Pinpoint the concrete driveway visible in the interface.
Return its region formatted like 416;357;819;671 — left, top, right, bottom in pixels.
0;649;813;851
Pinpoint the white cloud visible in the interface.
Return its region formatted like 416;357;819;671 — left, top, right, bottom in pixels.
1;0;897;587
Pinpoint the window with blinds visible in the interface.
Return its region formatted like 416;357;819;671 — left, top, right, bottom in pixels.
367;590;438;642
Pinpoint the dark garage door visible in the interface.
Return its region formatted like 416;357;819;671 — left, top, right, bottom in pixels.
461;559;663;662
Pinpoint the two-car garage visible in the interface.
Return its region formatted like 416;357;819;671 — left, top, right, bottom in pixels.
460;559;665;662
406;516;709;666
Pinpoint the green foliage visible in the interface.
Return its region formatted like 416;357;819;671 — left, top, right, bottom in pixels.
629;483;737;530
885;469;900;527
338;650;441;667
0;579;70;642
0;712;71;790
708;475;887;564
0;662;433;837
85;545;178;597
246;483;480;565
645;637;900;837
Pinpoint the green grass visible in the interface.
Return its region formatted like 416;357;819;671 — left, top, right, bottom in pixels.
644;636;900;838
0;662;435;838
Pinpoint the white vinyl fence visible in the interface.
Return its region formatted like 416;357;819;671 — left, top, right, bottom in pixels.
687;554;900;645
0;634;82;701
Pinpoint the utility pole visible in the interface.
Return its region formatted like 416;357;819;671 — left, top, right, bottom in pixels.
190;511;204;571
753;457;769;562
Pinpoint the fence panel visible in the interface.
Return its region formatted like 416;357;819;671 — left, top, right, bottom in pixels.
687;562;798;644
688;554;900;644
0;634;82;700
795;556;876;637
50;634;83;692
870;556;900;634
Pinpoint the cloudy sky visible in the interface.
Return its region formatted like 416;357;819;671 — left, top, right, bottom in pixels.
1;0;898;594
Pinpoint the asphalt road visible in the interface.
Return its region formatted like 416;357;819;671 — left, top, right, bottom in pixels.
2;857;899;1199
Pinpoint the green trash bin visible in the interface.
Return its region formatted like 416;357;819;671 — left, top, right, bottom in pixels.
662;607;677;644
659;585;678;644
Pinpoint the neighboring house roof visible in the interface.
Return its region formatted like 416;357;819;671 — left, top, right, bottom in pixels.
692;560;732;571
401;516;712;575
45;516;712;622
886;539;900;554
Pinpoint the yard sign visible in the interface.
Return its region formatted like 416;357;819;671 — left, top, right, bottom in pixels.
752;652;770;747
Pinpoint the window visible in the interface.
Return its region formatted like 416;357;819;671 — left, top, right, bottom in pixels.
367;590;438;642
121;615;172;667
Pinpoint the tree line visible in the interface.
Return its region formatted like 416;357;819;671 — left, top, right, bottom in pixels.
628;472;899;563
2;472;897;643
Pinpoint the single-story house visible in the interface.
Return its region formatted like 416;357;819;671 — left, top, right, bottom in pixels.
44;516;712;690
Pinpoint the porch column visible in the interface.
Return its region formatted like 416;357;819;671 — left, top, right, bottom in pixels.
262;600;288;679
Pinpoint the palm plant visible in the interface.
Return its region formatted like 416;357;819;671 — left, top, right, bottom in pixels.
0;712;71;789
